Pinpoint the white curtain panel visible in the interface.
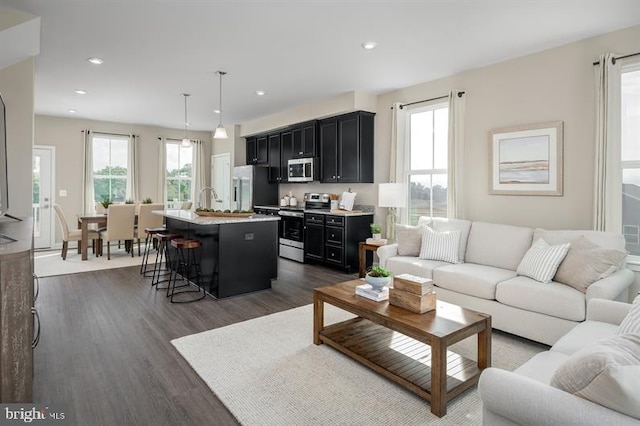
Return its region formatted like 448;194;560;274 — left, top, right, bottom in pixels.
593;53;622;231
390;102;408;223
192;140;206;207
157;138;167;205
82;130;94;214
447;90;466;219
126;135;139;202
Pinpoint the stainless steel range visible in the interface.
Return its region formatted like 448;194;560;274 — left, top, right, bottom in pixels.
278;193;330;263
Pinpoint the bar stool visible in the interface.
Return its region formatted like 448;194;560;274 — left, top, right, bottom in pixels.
167;238;206;303
140;226;166;277
151;232;182;289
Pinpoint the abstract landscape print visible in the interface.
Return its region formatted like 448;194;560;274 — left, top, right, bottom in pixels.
489;121;563;196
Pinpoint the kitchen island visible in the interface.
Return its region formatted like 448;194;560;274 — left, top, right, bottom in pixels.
155;210;280;298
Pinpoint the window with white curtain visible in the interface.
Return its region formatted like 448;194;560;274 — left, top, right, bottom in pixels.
621;62;640;256
405;102;449;225
165;140;194;208
92;134;130;203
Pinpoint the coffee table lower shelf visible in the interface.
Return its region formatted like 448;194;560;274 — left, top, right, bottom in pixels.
318;317;481;406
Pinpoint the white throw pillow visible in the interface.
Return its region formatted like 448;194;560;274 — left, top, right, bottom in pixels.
618;294;640;335
516;238;570;283
550;333;640;420
418;226;460;264
395;224;424;256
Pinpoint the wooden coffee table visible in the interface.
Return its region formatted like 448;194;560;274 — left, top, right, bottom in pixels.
313;279;491;417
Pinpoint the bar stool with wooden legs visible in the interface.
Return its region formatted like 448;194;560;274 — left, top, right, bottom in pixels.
140;226;165;277
167;238;206;303
151;232;182;290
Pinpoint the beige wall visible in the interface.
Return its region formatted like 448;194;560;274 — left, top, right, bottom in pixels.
34;114;212;243
0;58;35;218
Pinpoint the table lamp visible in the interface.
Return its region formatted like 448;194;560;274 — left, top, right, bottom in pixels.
378;183;407;241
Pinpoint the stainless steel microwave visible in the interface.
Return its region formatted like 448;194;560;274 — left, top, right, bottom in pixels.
288;158;313;182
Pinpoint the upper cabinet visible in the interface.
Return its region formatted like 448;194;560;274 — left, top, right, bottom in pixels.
267;133;282;183
246;135;268;165
291;121;317;158
319;111;374;183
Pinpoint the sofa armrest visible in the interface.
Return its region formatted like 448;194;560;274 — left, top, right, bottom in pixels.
376;243;398;269
586;268;634;302
586;298;631;325
478;368;637;426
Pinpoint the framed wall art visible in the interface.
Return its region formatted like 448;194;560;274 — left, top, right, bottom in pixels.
489;121;563;196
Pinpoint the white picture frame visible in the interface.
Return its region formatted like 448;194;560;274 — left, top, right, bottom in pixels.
489;121;564;196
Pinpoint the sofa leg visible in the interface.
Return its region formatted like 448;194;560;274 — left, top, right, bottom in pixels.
62;241;68;260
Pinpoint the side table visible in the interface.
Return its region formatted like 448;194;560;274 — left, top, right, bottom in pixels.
358;241;385;277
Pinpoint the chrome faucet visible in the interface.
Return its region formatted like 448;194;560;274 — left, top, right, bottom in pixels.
198;187;219;209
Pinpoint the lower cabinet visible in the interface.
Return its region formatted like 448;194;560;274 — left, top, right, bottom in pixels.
304;213;372;273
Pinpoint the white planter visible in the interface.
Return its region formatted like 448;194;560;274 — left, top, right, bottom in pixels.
372;233;382;240
365;274;391;290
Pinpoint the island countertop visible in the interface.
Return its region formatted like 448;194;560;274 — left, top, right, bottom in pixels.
154;209;281;225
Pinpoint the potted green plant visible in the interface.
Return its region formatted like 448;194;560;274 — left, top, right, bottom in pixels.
100;195;112;210
125;199;134;204
142;197;152;204
365;265;392;290
370;223;382;240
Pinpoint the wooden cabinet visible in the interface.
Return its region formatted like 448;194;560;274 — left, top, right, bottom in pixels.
246;135;268;165
0;218;35;402
267;133;282;183
304;213;372;273
319;111;374;183
280;130;293;183
292;121;317;158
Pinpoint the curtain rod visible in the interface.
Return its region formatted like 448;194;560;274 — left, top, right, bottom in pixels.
81;130;135;138
593;51;640;66
390;91;465;110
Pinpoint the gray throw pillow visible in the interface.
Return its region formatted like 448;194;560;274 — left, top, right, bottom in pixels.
395;224;424;256
554;236;627;293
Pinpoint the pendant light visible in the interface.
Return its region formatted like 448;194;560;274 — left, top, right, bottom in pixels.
214;71;228;139
181;93;191;147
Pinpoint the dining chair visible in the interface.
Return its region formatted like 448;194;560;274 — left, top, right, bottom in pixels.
180;201;193;210
99;204;136;260
135;203;165;256
53;204;101;260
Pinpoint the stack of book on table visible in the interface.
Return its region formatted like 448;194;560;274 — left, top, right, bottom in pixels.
389;273;436;313
355;283;389;301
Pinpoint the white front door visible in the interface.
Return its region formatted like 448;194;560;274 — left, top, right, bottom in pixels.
211;153;230;211
33;146;55;249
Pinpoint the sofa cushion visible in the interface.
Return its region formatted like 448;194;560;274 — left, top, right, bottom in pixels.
419;226;461;263
430;217;472;262
552;321;620;356
513;351;569;384
395;224;424;256
533;228;627;251
465;222;533;271
433;263;516;300
554;236;626;293
496;276;586;321
618;294;640;335
550;334;640;420
516;238;570;283
386;256;449;279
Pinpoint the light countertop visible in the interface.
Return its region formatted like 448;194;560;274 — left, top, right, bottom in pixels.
153;209;281;225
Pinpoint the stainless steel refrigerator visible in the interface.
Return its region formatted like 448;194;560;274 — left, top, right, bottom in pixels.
232;165;278;211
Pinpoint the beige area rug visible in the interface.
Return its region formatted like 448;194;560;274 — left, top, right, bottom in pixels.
34;248;143;277
172;304;547;425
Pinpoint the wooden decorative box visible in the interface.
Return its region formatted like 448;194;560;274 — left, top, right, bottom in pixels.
393;274;433;296
389;288;436;314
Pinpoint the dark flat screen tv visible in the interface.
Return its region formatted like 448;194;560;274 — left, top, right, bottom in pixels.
0;92;8;217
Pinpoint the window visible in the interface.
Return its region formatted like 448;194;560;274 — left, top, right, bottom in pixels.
406;103;449;225
165;140;193;207
621;64;640;256
92;134;129;203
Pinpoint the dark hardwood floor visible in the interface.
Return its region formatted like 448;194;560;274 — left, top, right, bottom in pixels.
34;258;356;425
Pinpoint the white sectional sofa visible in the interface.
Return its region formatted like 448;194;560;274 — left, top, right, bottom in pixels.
478;298;640;425
377;219;634;345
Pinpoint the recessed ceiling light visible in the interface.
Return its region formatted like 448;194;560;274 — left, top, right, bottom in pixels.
213;109;221;114
361;41;377;50
87;57;104;65
255;90;266;96
68;109;77;113
75;89;87;95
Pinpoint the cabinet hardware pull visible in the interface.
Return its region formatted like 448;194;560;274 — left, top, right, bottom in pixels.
33;273;40;302
32;307;41;348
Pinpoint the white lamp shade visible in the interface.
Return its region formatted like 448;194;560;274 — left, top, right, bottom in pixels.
214;125;228;139
378;183;407;208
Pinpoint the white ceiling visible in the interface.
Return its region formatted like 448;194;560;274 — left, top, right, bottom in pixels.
1;0;639;132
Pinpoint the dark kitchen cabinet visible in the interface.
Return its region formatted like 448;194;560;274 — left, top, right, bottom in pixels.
292;121;317;158
280;130;293;183
304;213;324;261
319;111;374;183
267;133;282;183
246;135;268;165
